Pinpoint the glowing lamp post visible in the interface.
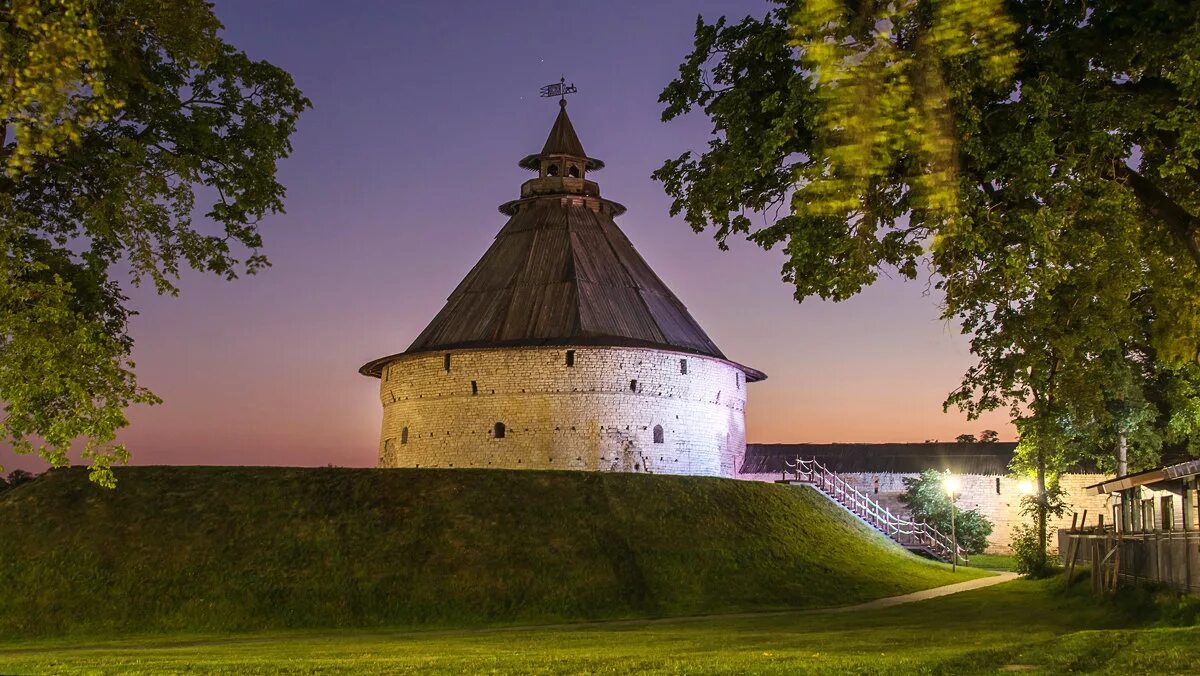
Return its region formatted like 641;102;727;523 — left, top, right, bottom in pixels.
943;475;962;572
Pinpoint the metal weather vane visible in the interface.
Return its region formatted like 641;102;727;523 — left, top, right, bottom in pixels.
539;77;578;102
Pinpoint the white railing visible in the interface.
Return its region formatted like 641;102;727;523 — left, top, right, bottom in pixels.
784;457;969;565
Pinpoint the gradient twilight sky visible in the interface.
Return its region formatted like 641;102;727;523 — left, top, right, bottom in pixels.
2;0;1013;473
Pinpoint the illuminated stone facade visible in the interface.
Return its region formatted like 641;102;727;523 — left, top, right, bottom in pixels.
376;346;747;477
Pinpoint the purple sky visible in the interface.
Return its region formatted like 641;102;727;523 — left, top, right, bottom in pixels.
3;0;1011;473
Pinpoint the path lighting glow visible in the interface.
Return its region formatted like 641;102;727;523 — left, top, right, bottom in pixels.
943;474;961;572
943;475;961;495
1018;479;1035;495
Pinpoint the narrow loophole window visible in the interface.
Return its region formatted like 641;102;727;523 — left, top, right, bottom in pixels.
996;477;1001;495
444;353;452;371
566;350;575;367
401;427;409;445
629;379;637;392
680;359;687;375
494;422;506;439
873;476;880;494
471;380;478;395
653;425;664;444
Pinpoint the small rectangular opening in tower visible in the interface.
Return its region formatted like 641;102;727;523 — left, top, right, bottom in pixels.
471;380;478;395
680;359;687;375
444;353;452;371
566;350;575;367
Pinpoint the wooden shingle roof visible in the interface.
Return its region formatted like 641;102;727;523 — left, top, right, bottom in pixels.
518;102;604;172
361;105;763;382
541;101;586;157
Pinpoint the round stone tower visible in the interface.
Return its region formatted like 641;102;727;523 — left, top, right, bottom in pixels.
359;101;764;478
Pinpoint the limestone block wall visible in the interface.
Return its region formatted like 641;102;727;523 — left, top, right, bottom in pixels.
376;346;748;478
740;470;1111;554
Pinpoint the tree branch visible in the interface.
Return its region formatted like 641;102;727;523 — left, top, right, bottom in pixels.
1113;164;1200;269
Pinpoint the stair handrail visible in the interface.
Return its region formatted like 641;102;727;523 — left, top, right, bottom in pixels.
783;457;968;565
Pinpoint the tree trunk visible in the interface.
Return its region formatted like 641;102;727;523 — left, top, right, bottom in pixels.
1037;443;1048;569
1118;430;1128;477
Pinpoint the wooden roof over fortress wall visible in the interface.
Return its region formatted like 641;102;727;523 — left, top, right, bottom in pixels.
741;442;1100;476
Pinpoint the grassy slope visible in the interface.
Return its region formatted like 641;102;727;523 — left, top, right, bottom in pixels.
969;553;1018;571
0;579;1195;674
0;466;982;637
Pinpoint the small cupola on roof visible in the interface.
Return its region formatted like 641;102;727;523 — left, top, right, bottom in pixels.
518;99;605;179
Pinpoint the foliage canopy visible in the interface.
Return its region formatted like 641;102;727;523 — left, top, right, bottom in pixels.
0;0;309;484
657;0;1200;477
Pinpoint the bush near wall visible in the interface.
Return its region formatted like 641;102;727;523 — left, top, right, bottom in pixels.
900;470;995;554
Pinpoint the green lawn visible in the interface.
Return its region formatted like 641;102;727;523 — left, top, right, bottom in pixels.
0;578;1194;674
969;553;1018;571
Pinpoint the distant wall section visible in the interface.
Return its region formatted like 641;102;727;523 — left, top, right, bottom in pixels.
740;470;1111;554
376;346;748;478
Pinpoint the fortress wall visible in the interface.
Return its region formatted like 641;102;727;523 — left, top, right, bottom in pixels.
740;470;1111;554
375;346;748;478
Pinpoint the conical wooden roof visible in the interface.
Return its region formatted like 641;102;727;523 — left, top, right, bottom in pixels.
540;100;587;157
360;105;764;381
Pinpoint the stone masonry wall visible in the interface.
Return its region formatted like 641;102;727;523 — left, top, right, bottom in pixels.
740;470;1111;554
376;346;748;478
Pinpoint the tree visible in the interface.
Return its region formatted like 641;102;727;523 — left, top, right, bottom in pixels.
954;434;976;444
899;469;994;554
979;430;999;443
657;0;1200;561
0;1;309;486
4;468;35;490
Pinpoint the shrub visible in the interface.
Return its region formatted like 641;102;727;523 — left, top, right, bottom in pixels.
1011;522;1058;577
899;470;994;554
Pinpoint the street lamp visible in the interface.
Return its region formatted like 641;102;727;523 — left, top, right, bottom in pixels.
943;475;962;572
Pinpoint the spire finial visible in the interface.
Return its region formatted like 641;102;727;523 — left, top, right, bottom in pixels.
539;77;577;105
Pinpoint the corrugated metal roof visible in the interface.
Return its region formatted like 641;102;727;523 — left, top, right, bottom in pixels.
361;106;764;382
1086;458;1200;495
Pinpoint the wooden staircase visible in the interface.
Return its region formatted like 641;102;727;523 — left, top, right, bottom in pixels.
779;457;968;565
